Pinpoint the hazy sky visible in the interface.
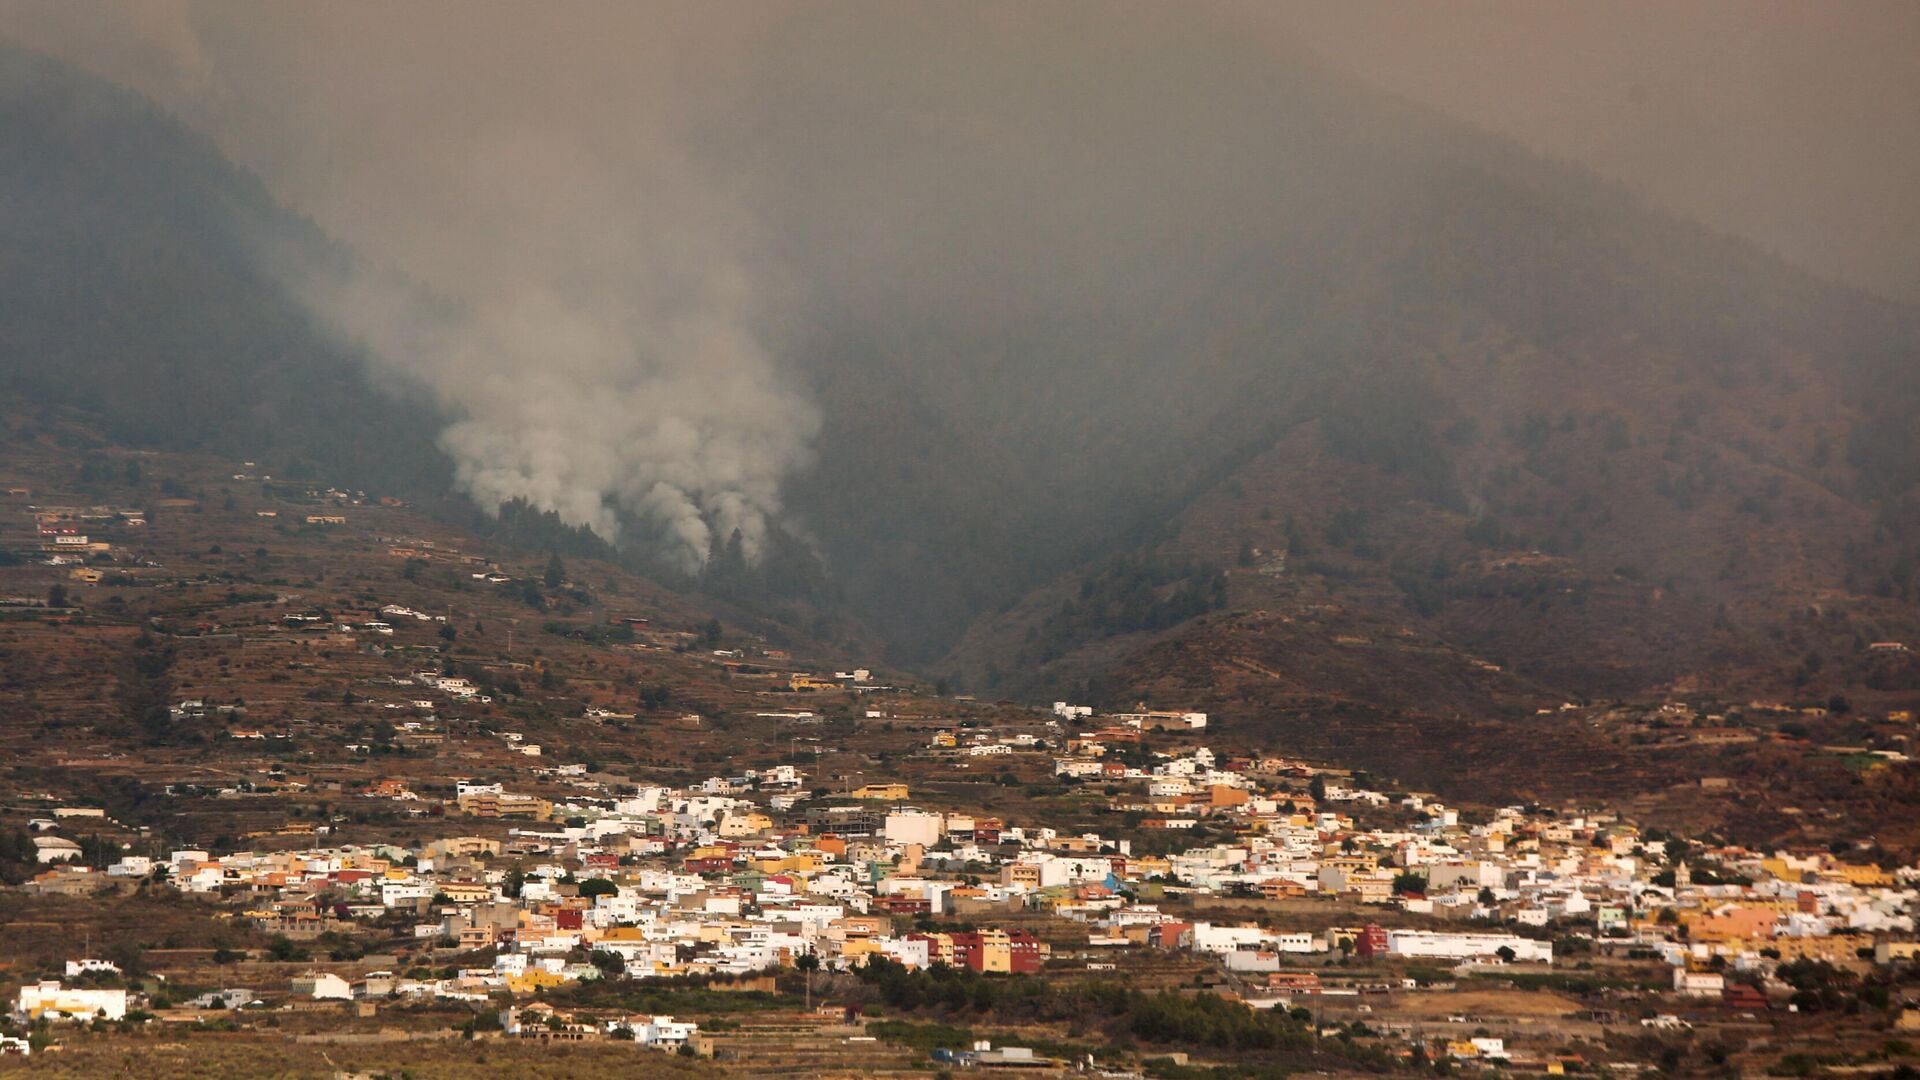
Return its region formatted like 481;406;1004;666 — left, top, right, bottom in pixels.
3;1;1916;572
1269;1;1920;304
7;1;1916;303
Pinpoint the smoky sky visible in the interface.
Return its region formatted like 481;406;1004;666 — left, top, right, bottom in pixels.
1266;1;1920;306
4;1;1917;567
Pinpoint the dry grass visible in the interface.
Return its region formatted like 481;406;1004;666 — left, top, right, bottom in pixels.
0;1031;722;1079
1381;987;1584;1019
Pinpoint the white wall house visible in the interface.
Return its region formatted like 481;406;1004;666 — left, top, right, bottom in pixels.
15;982;127;1022
1386;930;1551;964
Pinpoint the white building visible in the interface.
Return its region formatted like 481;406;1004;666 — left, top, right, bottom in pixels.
631;1015;699;1048
108;856;153;878
884;811;945;848
1427;862;1505;892
33;836;83;864
293;972;353;1000
1385;930;1551;964
1190;923;1269;955
1673;967;1725;997
15;982;127;1022
63;959;120;978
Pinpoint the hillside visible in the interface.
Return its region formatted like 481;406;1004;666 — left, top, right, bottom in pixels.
726;13;1920;672
3;30;1918;804
0;46;452;497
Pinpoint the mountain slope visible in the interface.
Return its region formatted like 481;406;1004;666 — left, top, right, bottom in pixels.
941;148;1920;701
717;11;1920;667
0;46;451;494
3;28;1917;740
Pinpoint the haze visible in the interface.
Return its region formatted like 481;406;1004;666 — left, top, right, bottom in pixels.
3;1;1915;653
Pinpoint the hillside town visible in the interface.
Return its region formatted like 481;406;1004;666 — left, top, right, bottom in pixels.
2;438;1918;1076
12;715;1920;1071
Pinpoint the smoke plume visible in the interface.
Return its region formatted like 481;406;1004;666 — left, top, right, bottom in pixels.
4;0;1917;583
275;125;818;572
2;2;817;571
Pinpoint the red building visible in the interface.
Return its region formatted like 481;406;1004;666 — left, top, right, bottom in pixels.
919;930;1049;974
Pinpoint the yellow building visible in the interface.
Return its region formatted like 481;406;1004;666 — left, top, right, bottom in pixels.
505;968;569;995
719;812;774;838
431;837;503;858
456;791;552;819
1001;863;1042;889
850;783;909;801
439;881;492;904
1828;864;1894;887
1127;856;1172;878
748;853;821;875
976;928;1015;973
1875;939;1920;965
1768;935;1861;963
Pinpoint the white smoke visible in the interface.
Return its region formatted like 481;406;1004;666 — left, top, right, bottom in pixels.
283;129;820;572
0;2;820;571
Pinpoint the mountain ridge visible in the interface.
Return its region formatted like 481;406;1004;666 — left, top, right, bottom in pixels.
3;38;1917;755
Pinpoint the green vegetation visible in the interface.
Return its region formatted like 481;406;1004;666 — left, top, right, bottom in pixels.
543;620;635;647
112;633;176;742
855;958;1317;1055
1026;554;1227;664
542;977;797;1016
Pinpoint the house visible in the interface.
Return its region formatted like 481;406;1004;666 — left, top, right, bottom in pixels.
1358;925;1550;964
187;989;262;1010
884;811;945;847
849;783;909;801
718;812;774;838
1672;967;1725;997
64;959;120;977
457;790;551;818
14;981;127;1022
1267;971;1323;994
502;1003;600;1040
906;929;1049;974
292;972;353;1001
1874;938;1920;965
24;866;108;897
627;1014;699;1049
33;836;83;864
1108;709;1209;730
